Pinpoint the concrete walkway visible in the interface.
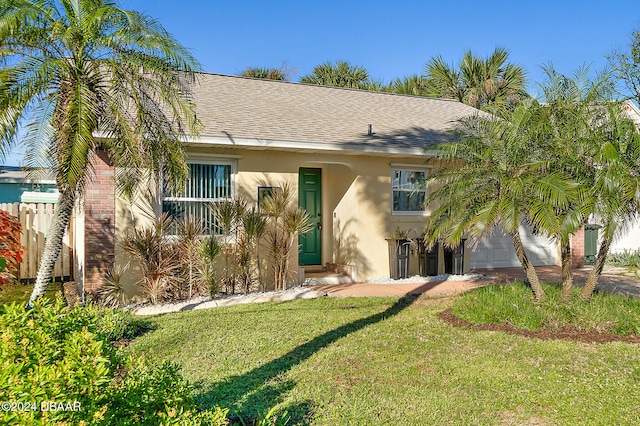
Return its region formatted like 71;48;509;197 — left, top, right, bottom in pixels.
310;278;489;298
310;266;640;298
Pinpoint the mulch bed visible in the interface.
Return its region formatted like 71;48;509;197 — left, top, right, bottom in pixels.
438;308;640;344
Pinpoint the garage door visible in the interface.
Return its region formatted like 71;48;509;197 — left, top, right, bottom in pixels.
470;225;558;269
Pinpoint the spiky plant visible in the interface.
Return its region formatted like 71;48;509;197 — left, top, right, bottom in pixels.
261;184;313;291
238;206;267;293
120;213;181;304
96;263;129;307
209;199;244;293
175;216;205;299
196;234;222;296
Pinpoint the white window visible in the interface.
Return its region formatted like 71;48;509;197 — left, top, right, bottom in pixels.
392;169;427;213
162;161;234;234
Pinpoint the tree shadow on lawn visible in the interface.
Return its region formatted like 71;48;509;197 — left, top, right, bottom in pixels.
196;295;420;425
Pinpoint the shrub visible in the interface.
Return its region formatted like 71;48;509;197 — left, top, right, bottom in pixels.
0;299;228;425
452;282;640;335
606;249;640;268
0;210;25;286
120;213;182;304
96;264;129;307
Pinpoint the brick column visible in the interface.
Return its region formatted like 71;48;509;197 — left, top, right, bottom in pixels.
571;226;585;268
83;150;115;292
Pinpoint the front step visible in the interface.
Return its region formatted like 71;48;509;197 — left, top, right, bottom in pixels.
302;265;325;273
303;272;355;286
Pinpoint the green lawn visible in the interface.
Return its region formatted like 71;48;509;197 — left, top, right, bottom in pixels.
0;282;63;307
128;295;640;425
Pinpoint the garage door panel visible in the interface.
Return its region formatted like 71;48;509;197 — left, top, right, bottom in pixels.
470;225;557;269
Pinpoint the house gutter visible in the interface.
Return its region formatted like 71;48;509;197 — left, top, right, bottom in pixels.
182;135;438;157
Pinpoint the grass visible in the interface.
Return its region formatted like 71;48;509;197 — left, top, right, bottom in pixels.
128;294;640;425
0;281;64;307
606;249;640;269
452;282;640;335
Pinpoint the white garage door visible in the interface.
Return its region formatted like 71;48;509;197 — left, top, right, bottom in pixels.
470;225;558;269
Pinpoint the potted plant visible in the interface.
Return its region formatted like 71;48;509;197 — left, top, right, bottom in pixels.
386;228;412;279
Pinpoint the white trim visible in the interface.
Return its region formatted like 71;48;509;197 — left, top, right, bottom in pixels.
161;160;237;235
390;162;433;169
183;135;428;156
0;178;57;184
391;210;429;217
390;168;428;215
162;197;230;203
186;152;242;161
94;131;437;157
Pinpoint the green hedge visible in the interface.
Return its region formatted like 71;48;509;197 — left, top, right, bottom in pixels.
0;299;228;425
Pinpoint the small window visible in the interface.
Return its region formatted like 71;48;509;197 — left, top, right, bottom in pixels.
392;169;427;213
162;162;233;234
258;186;281;211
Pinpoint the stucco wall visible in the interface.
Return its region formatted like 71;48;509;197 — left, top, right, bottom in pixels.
114;147;469;297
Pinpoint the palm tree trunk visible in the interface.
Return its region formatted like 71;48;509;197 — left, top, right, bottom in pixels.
560;238;573;299
509;229;545;301
581;234;613;300
27;190;76;309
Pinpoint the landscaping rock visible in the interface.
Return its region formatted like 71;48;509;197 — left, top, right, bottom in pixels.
132;287;327;316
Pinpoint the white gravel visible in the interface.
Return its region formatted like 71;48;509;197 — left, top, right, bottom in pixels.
365;273;488;284
131;286;327;316
131;273;491;315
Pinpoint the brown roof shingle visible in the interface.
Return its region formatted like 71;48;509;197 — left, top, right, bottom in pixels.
192;73;482;152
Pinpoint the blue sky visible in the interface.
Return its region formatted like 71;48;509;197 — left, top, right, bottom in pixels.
4;0;640;165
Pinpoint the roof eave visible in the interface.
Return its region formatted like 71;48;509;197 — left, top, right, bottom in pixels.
183;135;432;157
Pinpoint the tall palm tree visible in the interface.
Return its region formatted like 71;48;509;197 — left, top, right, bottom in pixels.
0;0;201;307
423;102;577;302
424;47;527;114
300;60;374;90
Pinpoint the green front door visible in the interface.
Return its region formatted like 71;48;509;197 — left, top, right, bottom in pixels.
299;168;322;265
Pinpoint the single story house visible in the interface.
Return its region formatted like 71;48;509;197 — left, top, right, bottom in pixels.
78;73;560;295
0;166;58;204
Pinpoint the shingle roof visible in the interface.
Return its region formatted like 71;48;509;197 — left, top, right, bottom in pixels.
191;73;482;152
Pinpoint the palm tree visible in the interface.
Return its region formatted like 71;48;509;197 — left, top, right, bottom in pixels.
529;66;604;297
533;65;640;300
387;75;428;96
0;0;201;307
423;102;577;302
238;65;292;81
424;47;527;114
579;101;640;299
300;60;374;90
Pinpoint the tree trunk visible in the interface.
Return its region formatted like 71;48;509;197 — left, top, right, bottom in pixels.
581;234;613;300
560;238;573;299
510;229;546;301
27;190;77;309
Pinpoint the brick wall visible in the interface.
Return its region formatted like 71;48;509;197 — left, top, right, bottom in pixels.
571;226;585;268
83;150;115;292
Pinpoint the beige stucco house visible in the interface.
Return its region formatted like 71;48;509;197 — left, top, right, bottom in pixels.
109;73;476;294
79;73;560;295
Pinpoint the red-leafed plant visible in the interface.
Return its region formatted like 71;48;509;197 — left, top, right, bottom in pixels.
0;210;25;286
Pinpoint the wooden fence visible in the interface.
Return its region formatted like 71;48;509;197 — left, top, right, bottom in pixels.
0;202;73;281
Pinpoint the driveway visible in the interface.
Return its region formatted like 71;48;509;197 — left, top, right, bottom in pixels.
311;266;640;298
474;266;640;299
